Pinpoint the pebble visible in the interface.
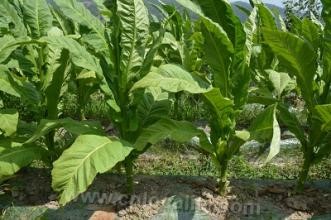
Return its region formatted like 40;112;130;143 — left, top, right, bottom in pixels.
201;188;214;200
118;209;127;217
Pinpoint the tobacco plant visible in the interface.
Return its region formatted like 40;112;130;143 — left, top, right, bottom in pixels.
244;2;291;161
37;0;213;205
1;0;329;206
251;0;331;190
0;0;111;183
154;4;205;120
137;0;258;194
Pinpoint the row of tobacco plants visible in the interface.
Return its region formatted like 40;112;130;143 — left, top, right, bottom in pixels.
0;0;331;205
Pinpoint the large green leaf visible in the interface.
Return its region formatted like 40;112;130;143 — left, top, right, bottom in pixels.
0;141;45;180
117;0;150;85
42;29;65;91
45;50;70;119
196;0;244;49
257;4;277;30
93;0;112;20
197;0;248;96
132;64;211;94
52;135;134;205
41;35;115;101
203;88;234;143
266;69;291;98
244;7;258;66
262;29;317;108
195;0;248;105
315;104;331;131
301;18;322;50
250;104;280;162
134;119;202;151
203;88;234;127
322;0;331;102
0;66;20;97
22;0;53;38
176;0;204;17
247;87;278;105
277;104;307;146
49;4;73;35
200;18;234;94
267;107;281;162
137;87;171;127
197;130;214;155
139;27;165;77
250;104;274;141
227;130;250;156
0;65;41;105
26;118;104;144
0;0;26;37
41;36;102;76
289;14;303;35
54;0;108;54
0;109;19;137
0;35;20;63
165;0;248;105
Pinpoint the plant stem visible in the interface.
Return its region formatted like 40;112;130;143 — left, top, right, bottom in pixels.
174;92;181;120
297;153;312;191
45;107;55;154
124;159;134;194
78;107;86;121
77;82;87;121
218;159;229;195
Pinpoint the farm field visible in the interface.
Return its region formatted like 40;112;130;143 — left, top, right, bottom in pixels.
0;0;331;219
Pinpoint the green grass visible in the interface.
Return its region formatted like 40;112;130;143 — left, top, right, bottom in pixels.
26;135;331;181
133;143;331;180
60;91;111;123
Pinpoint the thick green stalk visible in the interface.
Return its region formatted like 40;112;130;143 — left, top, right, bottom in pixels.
297;151;313;191
218;159;229;195
77;87;86;121
174;92;181;120
124;159;134;194
296;115;320;191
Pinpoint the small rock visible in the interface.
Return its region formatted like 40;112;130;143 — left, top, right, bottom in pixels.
45;201;59;209
118;209;127;217
201;188;214;200
89;210;117;220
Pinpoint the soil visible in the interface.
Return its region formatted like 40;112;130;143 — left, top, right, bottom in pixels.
1;168;331;219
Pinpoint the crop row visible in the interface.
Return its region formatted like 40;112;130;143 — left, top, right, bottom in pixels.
0;0;330;205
